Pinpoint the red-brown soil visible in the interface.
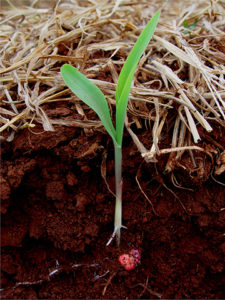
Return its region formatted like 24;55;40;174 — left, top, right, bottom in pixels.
1;112;225;299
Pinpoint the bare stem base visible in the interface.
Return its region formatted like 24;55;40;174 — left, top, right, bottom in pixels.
106;143;123;246
114;143;122;245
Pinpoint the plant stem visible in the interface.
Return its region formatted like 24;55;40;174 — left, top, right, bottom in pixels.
114;142;122;245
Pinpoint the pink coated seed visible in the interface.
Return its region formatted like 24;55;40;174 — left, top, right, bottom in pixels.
129;249;141;263
118;249;141;271
118;254;136;271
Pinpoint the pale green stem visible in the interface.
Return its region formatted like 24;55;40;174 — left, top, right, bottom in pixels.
114;142;122;245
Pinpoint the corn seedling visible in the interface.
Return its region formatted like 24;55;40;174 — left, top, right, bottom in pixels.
61;10;160;245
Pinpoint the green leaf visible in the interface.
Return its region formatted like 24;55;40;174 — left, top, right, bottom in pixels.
183;18;198;30
61;64;116;143
115;10;160;145
183;19;198;34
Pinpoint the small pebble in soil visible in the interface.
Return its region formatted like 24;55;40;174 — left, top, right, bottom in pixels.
118;249;141;271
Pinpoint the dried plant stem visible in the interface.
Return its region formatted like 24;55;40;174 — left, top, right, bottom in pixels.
142;146;205;159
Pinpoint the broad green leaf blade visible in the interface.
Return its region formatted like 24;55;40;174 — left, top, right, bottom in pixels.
61;64;116;142
116;10;160;145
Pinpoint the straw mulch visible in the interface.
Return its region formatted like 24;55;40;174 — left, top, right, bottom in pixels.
0;0;225;169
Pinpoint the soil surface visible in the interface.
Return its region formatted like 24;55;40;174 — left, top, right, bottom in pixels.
1;111;225;299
